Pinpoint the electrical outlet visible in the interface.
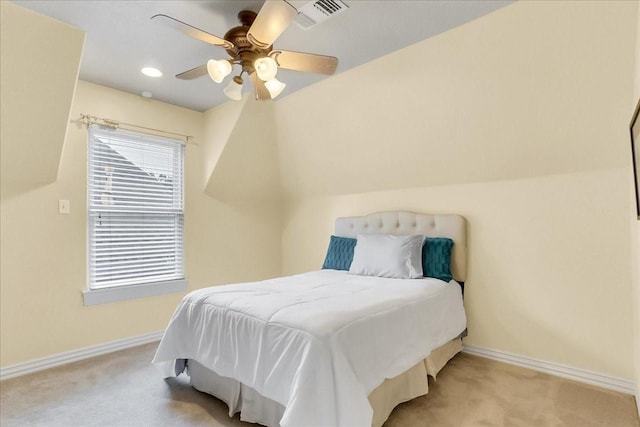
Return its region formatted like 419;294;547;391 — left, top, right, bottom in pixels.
58;199;70;214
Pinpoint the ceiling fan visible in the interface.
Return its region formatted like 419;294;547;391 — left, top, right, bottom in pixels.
151;0;339;101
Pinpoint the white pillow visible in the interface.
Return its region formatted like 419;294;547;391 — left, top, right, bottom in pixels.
349;234;424;279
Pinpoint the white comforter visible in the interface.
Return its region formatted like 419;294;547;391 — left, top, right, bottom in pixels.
152;270;466;427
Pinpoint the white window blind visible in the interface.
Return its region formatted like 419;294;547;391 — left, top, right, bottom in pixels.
88;127;184;290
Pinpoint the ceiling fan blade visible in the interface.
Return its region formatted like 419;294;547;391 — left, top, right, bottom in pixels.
249;72;272;100
175;64;209;80
247;1;297;49
151;14;234;50
270;50;338;75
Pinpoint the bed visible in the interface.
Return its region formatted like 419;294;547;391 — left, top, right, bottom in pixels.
153;211;467;427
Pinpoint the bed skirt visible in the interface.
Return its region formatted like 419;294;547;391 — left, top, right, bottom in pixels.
186;338;463;427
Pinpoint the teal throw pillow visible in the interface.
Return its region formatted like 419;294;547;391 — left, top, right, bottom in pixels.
422;238;454;282
322;235;357;271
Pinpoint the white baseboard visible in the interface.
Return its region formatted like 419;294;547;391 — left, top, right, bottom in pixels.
1;334;636;403
0;330;164;381
636;384;640;420
463;344;636;395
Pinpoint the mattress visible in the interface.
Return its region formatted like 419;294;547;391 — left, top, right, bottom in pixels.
153;269;466;427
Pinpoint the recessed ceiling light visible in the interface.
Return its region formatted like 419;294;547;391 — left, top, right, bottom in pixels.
141;67;162;77
141;91;153;98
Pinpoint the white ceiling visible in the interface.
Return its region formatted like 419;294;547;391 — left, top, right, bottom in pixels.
13;0;511;112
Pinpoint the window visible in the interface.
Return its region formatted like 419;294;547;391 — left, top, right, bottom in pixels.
84;127;186;305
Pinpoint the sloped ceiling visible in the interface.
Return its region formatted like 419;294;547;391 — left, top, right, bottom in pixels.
203;96;280;203
0;2;84;199
274;1;638;198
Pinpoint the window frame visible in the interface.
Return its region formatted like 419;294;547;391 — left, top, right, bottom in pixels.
83;126;187;306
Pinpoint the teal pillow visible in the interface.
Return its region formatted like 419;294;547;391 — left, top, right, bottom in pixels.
422;238;454;282
322;235;357;271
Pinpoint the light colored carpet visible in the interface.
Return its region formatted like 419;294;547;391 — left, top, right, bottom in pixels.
1;342;638;426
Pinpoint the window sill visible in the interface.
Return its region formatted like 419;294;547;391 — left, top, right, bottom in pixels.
82;279;187;306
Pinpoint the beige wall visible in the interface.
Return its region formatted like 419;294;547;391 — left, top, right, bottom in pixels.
278;0;638;380
0;78;282;365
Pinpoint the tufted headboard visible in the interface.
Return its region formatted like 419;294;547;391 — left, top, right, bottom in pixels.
334;211;467;282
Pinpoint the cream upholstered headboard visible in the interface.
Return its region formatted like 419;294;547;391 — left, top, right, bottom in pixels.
334;211;467;282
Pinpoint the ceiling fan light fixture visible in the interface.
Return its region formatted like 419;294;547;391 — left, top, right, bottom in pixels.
207;59;232;83
224;76;244;101
264;77;286;99
254;57;278;81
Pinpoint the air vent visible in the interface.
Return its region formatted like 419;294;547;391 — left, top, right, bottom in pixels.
292;0;348;30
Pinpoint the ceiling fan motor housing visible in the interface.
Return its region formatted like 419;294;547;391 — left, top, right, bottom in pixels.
224;11;272;75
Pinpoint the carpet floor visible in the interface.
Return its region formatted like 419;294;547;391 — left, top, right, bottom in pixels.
1;342;638;426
